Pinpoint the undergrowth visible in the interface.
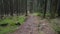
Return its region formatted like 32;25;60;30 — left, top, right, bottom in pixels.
0;16;26;34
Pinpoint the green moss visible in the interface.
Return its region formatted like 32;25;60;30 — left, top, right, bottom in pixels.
0;26;18;34
18;16;25;24
0;16;26;34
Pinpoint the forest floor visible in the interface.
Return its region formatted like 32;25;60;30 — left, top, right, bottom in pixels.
11;15;57;34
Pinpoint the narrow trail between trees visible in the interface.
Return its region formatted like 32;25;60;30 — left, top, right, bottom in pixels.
12;15;57;34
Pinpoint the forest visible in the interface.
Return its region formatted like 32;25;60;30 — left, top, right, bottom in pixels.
0;0;60;34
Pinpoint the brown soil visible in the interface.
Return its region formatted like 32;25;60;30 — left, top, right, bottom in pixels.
10;15;57;34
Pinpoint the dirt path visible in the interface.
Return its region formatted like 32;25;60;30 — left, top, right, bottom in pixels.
38;19;57;34
12;15;40;34
11;15;57;34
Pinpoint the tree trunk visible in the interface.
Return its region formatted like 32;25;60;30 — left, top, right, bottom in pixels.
43;0;48;18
